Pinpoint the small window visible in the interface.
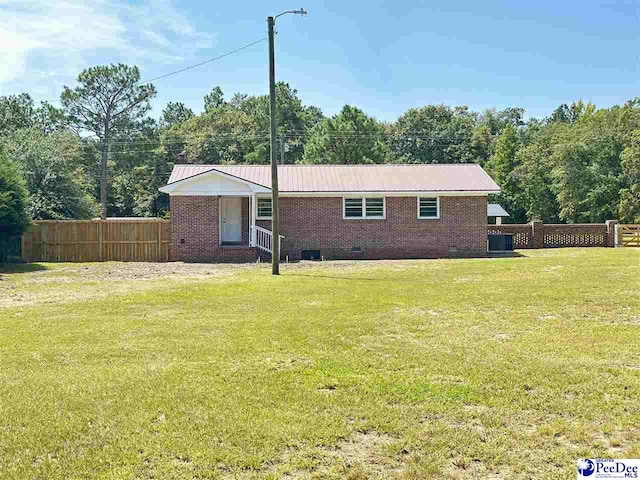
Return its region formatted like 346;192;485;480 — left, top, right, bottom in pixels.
418;197;439;219
257;197;272;219
344;198;363;218
344;197;385;219
366;198;384;217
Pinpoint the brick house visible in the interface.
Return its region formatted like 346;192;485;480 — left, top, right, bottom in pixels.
159;164;500;262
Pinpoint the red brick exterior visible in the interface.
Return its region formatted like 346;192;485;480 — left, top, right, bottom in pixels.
169;196;257;263
488;221;618;248
169;195;488;262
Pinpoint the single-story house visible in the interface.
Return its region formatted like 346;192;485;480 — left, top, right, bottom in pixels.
488;203;509;225
159;164;500;262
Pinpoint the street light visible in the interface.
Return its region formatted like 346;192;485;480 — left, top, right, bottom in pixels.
267;8;307;275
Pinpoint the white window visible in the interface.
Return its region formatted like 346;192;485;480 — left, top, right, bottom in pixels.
418;197;440;219
257;197;272;219
343;197;385;219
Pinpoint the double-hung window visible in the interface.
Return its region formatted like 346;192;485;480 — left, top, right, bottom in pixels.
417;197;440;219
256;197;272;219
343;197;385;219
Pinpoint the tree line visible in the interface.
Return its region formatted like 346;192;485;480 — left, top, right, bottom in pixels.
1;63;639;241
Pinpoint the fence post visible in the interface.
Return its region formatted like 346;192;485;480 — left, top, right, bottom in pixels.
98;220;104;262
605;220;619;247
530;221;544;249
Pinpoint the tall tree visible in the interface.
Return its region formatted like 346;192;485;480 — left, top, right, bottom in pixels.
485;124;526;222
0;147;29;237
3;129;97;219
159;102;194;129
391;105;477;164
516;143;559;222
619;129;640;222
204;86;224;113
236;83;323;164
61;64;156;218
302;105;390;164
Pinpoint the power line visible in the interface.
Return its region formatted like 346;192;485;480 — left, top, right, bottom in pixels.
136;37;267;85
34;37;268;104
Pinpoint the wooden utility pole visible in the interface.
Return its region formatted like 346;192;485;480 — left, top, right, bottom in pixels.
267;9;307;275
267;15;280;275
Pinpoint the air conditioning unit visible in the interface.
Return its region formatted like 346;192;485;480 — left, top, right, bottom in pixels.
488;234;514;252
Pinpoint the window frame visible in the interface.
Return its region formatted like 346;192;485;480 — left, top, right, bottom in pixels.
417;196;440;220
256;196;273;220
342;196;386;220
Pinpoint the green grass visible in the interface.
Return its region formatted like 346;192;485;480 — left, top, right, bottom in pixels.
1;248;639;479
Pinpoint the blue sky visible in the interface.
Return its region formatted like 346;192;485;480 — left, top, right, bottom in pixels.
1;0;638;121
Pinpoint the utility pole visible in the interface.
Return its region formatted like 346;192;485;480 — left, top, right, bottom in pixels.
268;15;280;275
267;9;307;275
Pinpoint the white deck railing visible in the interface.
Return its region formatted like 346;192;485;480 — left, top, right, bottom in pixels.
252;225;283;254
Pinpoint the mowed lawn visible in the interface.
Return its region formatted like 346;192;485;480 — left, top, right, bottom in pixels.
1;249;639;479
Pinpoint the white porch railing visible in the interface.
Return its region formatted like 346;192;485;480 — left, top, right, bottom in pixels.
251;225;283;255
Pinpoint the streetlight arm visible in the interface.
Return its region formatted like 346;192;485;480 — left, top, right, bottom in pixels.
274;8;307;20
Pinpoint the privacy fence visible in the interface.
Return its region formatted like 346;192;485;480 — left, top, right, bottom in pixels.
488;220;620;249
21;219;170;263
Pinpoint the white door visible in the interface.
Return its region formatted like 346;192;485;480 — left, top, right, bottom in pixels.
221;197;242;243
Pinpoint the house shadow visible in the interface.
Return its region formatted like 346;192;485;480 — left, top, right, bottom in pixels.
487;252;526;258
0;263;49;274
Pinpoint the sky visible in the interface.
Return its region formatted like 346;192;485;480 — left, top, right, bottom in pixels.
1;0;638;122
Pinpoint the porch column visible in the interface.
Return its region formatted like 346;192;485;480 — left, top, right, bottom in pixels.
250;193;257;246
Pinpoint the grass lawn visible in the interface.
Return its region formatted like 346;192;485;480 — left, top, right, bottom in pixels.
1;248;639;479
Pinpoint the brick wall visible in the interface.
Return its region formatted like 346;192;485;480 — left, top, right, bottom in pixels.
257;196;487;260
169;196;256;263
488;221;618;248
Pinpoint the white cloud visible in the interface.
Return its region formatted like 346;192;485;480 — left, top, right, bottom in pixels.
0;0;214;96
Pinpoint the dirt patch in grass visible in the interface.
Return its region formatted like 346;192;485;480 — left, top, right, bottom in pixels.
255;431;406;479
0;262;258;308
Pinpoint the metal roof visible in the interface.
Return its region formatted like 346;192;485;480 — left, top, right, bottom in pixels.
166;164;500;193
487;203;509;217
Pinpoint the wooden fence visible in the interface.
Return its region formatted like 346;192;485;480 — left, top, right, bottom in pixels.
618;225;640;247
21;219;170;263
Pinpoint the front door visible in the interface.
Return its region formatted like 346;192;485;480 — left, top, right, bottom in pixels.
220;197;242;243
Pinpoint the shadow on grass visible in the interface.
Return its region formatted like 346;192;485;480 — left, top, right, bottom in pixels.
0;263;49;274
487;252;526;258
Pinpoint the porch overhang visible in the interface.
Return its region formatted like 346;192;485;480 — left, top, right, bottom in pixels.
159;168;271;196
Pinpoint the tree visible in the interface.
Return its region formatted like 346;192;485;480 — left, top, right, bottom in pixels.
236;83;323;164
302;105;390;164
391;105;477;164
61;64;156;218
619;130;640;222
171;104;264;164
485;124;526;222
516;143;559;222
159;102;194;129
3;129;97;219
0;147;29;236
204;86;224;113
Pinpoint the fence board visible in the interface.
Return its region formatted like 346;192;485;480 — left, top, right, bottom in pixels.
21;219;170;263
618;225;640;247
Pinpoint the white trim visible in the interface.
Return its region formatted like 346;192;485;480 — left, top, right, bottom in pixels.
256;196;273;220
164;190;495;197
342;196;386;220
159;168;270;195
281;190;494;197
417;196;440;219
